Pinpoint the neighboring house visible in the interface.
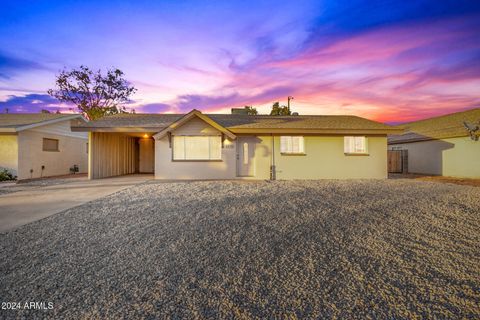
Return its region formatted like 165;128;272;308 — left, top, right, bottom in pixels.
388;108;480;178
0;114;88;180
73;109;401;180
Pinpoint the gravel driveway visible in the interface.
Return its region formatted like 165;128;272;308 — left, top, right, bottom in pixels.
1;180;479;318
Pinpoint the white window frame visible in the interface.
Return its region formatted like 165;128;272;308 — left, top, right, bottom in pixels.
344;136;368;154
280;136;305;155
173;135;222;161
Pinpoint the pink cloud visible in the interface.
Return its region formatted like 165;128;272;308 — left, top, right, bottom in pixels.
168;15;480;122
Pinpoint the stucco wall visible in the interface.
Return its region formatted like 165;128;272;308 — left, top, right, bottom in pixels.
173;117;221;136
273;136;387;179
237;136;272;180
0;135;18;176
155;136;237;179
388;140;446;175
155;117;237;179
29;120;88;139
443;137;480;178
155;130;388;179
389;137;480;178
17;130;88;180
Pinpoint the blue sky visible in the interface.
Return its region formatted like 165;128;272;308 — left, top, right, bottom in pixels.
1;0;479;122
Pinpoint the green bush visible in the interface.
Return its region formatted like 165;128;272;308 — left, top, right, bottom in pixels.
0;169;16;181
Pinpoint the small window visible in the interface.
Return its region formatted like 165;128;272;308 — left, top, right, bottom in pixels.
344;136;367;154
86;143;89;154
280;136;305;154
173;136;222;160
43;138;59;152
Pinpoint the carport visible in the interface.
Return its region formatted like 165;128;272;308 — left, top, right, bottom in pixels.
72;113;182;179
88;132;155;179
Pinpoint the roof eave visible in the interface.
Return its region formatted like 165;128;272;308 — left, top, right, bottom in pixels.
15;114;86;132
0;128;17;133
388;133;469;144
229;128;403;135
71;126;165;132
153;110;237;140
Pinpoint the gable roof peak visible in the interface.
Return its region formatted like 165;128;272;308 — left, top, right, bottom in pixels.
153;109;236;140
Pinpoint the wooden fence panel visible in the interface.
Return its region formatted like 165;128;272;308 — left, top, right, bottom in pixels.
388;150;403;173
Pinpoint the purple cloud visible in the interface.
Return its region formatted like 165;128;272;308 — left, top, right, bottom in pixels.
173;86;294;113
0;94;74;113
135;102;173;113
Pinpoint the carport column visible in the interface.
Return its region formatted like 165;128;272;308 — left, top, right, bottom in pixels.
270;134;276;180
88;132;94;179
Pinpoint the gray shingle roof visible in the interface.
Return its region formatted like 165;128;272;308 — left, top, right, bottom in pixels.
76;113;183;129
209;114;394;130
0;113;83;131
74;113;398;133
389;108;480;144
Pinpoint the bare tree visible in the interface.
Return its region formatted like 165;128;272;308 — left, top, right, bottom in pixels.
48;66;136;120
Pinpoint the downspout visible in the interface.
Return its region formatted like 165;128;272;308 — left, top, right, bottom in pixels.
270;134;276;180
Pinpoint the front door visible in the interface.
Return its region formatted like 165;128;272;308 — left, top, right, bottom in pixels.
237;137;255;177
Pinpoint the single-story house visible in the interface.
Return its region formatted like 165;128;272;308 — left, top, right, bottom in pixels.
0;113;88;180
388;108;480;178
72;109;401;180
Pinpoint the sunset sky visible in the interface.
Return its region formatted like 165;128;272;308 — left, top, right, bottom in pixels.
0;0;479;123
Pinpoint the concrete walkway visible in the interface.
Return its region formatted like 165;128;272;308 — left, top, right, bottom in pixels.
0;174;153;233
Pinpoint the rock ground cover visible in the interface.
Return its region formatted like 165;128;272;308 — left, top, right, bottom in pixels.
0;180;479;318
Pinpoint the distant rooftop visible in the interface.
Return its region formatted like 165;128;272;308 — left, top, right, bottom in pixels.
0;113;85;132
389;108;480;144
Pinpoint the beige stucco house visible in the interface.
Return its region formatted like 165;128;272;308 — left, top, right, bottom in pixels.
388;108;480;178
0;113;88;180
73;109;401;180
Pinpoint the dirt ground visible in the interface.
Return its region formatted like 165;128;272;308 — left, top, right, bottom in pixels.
389;173;480;187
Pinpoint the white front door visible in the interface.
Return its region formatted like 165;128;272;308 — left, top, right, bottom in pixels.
237;137;255;177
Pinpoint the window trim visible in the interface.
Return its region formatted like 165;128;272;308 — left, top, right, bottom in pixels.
42;138;59;152
280;136;306;155
344;136;369;155
172;135;222;161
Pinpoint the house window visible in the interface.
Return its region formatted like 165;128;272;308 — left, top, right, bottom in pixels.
344;136;368;154
42;138;59;152
280;136;305;154
173;136;222;160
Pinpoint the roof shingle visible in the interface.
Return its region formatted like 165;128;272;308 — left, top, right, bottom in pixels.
0;113;75;128
0;113;84;132
389;108;480;144
74;112;398;133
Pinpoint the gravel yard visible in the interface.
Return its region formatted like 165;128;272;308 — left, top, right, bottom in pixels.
1;180;479;318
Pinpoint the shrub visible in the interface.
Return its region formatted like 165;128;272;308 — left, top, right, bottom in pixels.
0;169;16;181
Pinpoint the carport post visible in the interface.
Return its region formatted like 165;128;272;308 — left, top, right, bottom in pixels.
88;132;94;179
